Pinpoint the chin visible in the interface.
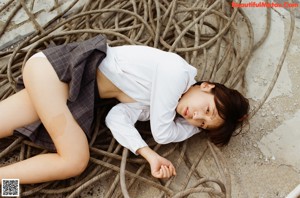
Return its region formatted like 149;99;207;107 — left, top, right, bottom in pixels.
175;105;181;116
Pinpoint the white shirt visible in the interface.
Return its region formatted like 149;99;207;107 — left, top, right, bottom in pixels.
99;45;201;154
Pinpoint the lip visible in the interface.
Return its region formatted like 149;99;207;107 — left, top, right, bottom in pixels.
184;107;188;117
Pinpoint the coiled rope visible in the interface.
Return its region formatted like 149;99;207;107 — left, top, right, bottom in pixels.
0;0;294;197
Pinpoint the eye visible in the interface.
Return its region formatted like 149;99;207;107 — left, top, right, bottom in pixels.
206;107;209;114
200;121;205;128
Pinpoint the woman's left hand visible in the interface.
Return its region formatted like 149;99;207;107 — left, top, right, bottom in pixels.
150;156;176;178
137;146;176;179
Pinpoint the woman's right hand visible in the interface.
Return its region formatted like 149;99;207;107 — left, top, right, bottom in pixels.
137;146;176;179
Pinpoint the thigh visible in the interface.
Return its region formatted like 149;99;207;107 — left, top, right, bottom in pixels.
22;58;89;157
0;89;39;138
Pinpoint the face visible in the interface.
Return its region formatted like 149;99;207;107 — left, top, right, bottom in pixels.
176;82;224;130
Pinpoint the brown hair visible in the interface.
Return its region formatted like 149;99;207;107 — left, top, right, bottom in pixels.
194;81;250;146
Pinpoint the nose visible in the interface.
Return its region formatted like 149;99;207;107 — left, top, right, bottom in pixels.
193;111;203;120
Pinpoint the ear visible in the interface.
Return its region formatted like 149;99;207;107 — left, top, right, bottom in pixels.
200;82;215;92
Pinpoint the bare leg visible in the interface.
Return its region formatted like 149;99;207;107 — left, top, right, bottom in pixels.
0;58;90;184
0;89;39;138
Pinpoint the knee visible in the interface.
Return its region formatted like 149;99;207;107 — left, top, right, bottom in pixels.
62;149;90;177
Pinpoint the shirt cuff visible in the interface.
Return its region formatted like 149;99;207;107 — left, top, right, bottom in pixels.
130;141;148;155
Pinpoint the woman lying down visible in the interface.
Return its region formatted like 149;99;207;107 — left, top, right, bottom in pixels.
0;35;249;183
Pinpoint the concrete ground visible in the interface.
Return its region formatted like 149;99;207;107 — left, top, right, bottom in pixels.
222;2;300;197
1;0;300;197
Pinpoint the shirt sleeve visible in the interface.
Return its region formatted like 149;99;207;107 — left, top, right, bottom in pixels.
105;103;148;154
150;55;200;144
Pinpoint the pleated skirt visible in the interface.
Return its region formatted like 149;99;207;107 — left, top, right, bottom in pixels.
14;35;107;151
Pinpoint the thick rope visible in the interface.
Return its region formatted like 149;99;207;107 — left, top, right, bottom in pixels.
0;0;295;197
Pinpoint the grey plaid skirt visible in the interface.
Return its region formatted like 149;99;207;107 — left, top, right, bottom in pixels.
14;35;107;151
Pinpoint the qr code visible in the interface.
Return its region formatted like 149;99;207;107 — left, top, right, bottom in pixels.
1;179;19;197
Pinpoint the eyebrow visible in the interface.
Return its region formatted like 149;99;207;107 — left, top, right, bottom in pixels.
206;108;216;130
212;107;216;119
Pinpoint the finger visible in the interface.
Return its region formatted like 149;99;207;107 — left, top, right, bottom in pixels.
164;166;171;178
159;167;164;178
161;165;167;178
168;165;175;176
170;165;176;176
153;169;163;178
163;165;170;178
